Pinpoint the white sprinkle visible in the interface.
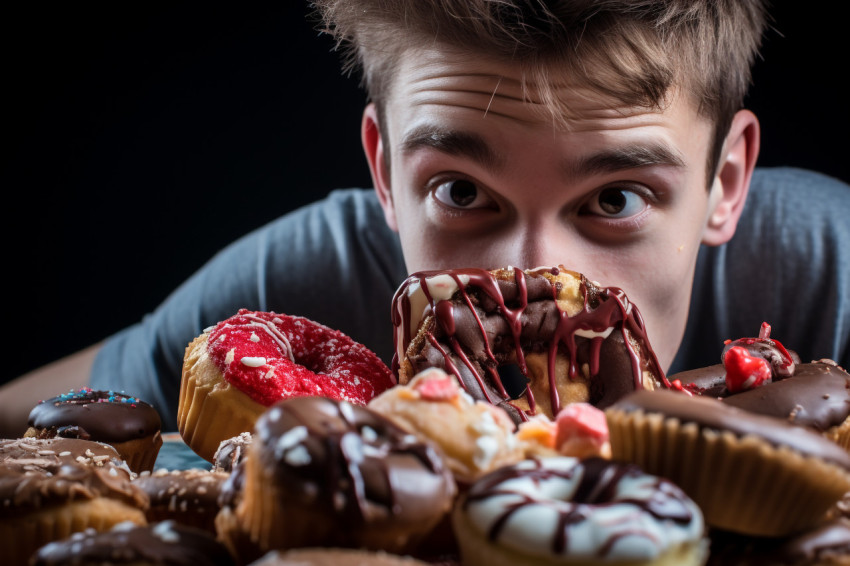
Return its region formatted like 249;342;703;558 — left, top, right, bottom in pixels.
268;408;282;422
284;445;312;466
152;521;180;543
240;356;267;367
58;451;71;457
225;348;235;364
250;332;260;343
274;426;309;458
361;426;378;443
338;401;355;423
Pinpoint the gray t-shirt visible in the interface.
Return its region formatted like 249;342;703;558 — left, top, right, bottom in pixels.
93;167;850;430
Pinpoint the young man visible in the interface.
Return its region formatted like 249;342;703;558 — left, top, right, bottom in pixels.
2;0;848;435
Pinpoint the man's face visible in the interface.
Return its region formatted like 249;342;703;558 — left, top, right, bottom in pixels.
369;46;733;370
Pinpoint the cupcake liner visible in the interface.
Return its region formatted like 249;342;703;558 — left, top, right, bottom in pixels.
178;342;266;462
825;418;850;452
2;499;146;566
111;433;163;474
607;408;850;536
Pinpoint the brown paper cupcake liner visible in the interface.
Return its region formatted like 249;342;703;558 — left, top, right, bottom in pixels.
178;361;265;462
825;418;850;452
2;499;146;566
607;408;850;537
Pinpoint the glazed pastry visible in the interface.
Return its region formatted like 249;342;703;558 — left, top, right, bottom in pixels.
133;468;228;534
452;457;707;566
606;389;850;537
516;402;612;460
215;396;456;564
30;520;235;566
368;367;523;485
213;432;253;473
668;323;850;449
178;309;395;461
26;387;163;473
248;548;431;566
392;266;666;423
0;438;148;566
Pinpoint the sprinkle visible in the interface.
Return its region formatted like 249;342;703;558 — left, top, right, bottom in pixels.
241;357;267;368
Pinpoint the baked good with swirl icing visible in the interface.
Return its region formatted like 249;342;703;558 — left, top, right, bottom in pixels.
26;387;163;473
606;389;850;537
392;266;666;424
215;396;456;563
178;309;395;461
452;456;707;566
668;323;850;450
0;437;148;566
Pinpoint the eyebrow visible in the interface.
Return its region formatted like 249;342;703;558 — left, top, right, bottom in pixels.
569;144;686;178
400;126;504;172
400;125;686;178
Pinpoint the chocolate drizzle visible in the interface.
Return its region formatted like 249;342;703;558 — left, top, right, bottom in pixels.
253;397;455;528
461;457;701;559
392;266;666;422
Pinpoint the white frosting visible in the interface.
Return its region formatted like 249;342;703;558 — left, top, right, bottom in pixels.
464;457;704;560
240;356;267;367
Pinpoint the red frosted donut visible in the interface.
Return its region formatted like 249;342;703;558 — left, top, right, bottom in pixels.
206;309;394;405
178;309;395;462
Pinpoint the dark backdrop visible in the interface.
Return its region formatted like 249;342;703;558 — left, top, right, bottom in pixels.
3;3;848;384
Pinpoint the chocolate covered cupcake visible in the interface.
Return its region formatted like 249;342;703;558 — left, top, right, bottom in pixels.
26;387;163;473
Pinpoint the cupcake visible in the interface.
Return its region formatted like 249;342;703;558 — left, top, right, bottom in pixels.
606;389;850;536
178;310;394;461
133;468;229;534
215;397;456;564
26;387;163;473
29;520;235;566
0;437;148;566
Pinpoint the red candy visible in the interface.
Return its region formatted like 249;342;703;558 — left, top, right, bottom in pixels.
206;309;395;406
554;403;609;448
413;370;461;401
724;346;772;393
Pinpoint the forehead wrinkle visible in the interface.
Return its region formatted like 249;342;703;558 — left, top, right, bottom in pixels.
567;143;686;179
400;125;505;172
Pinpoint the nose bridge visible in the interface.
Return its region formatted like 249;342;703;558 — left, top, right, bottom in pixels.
509;214;576;270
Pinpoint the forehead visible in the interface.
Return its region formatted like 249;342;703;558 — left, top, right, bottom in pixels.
384;45;706;134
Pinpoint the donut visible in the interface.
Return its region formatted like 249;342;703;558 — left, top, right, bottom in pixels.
133;468;229;534
248;548;432;566
368;367;524;485
178;309;395;461
392;266;667;423
215;396;457;564
451;456;707;566
29;520;235;566
606;389;850;536
26;387;163;473
0;438;148;566
668;323;850;448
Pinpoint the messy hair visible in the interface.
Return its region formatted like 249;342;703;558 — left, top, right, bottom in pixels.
312;0;768;181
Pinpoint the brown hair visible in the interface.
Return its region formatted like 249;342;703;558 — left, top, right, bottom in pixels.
312;0;768;181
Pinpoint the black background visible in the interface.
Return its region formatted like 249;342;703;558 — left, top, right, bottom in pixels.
3;3;848;385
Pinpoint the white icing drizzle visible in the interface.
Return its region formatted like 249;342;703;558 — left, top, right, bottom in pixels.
464;457;704;561
242;313;296;363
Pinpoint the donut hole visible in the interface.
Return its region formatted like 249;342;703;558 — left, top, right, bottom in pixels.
497;364;529;400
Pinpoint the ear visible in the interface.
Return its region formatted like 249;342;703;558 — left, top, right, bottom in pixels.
362;103;398;231
702;109;760;246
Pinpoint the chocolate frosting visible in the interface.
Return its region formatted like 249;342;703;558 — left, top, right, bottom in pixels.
30;520;235;566
610;389;850;470
670;357;850;432
393;267;665;423
0;437;146;515
212;432;253;473
28;387;162;442
708;518;850;565
134;469;228;523
252;397;456;530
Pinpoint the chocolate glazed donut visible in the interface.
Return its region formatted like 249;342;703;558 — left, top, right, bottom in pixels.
392;266;667;423
222;396;456;557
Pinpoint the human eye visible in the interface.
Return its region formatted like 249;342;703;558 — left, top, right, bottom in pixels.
582;185;649;219
432;178;494;210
